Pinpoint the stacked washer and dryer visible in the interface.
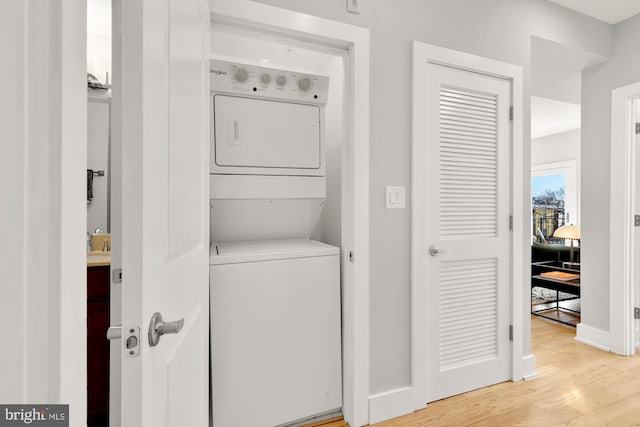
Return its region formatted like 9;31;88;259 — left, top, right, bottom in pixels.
208;60;342;427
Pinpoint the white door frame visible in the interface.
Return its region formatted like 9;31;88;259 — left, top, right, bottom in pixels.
23;0;87;423
411;41;525;409
210;1;371;426
609;81;640;356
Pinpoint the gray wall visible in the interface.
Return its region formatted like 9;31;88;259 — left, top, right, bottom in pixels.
531;129;580;167
253;0;612;394
581;13;640;332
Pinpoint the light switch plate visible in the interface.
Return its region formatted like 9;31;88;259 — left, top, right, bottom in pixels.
347;0;360;14
386;186;405;209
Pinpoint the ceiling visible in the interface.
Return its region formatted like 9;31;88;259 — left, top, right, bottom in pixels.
87;0;111;37
547;0;640;24
531;96;581;139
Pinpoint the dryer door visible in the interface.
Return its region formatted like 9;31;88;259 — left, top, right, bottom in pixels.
212;95;323;176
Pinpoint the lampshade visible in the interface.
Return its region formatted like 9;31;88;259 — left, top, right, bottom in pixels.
553;224;581;240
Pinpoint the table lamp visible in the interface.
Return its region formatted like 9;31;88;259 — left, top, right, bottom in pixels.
553;224;581;263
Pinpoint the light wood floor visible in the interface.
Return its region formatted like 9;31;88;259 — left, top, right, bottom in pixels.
372;316;640;427
301;415;348;427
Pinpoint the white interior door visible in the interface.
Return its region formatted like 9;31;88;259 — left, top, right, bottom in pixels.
114;0;210;425
425;63;511;402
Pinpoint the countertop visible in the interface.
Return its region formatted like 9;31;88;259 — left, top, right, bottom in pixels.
87;251;111;267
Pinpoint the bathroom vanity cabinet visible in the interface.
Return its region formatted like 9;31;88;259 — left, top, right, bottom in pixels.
87;265;110;426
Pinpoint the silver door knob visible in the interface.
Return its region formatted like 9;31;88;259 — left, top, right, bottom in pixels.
148;312;184;347
429;245;453;257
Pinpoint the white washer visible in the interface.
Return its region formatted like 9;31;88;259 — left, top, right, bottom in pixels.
210;239;342;427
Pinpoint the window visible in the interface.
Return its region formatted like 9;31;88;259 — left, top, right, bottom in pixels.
532;161;578;244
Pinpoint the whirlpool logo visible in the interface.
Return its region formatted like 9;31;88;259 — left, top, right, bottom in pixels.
0;405;68;426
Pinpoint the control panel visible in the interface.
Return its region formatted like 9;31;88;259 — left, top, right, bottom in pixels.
210;59;329;105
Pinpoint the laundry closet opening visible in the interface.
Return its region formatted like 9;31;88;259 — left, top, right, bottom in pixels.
209;27;348;427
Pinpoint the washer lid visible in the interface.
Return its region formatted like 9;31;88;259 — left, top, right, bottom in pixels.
210;239;340;265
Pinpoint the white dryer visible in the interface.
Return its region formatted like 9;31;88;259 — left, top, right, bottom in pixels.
208;60;341;427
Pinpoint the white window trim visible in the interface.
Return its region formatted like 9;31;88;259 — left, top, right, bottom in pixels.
532;160;579;229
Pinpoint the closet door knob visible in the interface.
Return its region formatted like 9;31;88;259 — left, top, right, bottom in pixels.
429;246;453;257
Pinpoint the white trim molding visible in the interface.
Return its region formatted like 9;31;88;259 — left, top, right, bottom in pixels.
609;81;640;356
368;387;416;425
411;41;525;412
576;323;611;352
210;1;371;425
522;355;538;381
6;0;88;422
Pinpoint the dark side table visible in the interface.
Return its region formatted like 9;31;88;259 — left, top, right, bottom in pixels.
531;261;580;326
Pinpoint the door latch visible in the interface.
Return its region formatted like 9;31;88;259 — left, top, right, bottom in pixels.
106;325;122;340
124;326;140;358
112;268;122;284
108;325;140;357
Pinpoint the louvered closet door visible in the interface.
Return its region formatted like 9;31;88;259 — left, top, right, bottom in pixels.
425;63;511;402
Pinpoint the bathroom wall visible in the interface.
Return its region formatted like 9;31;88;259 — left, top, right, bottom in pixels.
87;93;111;234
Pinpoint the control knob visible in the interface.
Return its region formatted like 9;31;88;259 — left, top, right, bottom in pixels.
260;73;271;84
276;75;287;86
234;68;248;82
298;77;312;92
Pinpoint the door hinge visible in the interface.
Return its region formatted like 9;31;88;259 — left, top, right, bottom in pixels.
636;122;640;135
112;268;122;284
509;325;513;341
509;215;513;231
635;307;640;320
509;106;514;121
348;251;354;263
635;215;640;227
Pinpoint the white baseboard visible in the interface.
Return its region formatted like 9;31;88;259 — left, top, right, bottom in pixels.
368;386;415;425
576;323;610;352
521;354;537;380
